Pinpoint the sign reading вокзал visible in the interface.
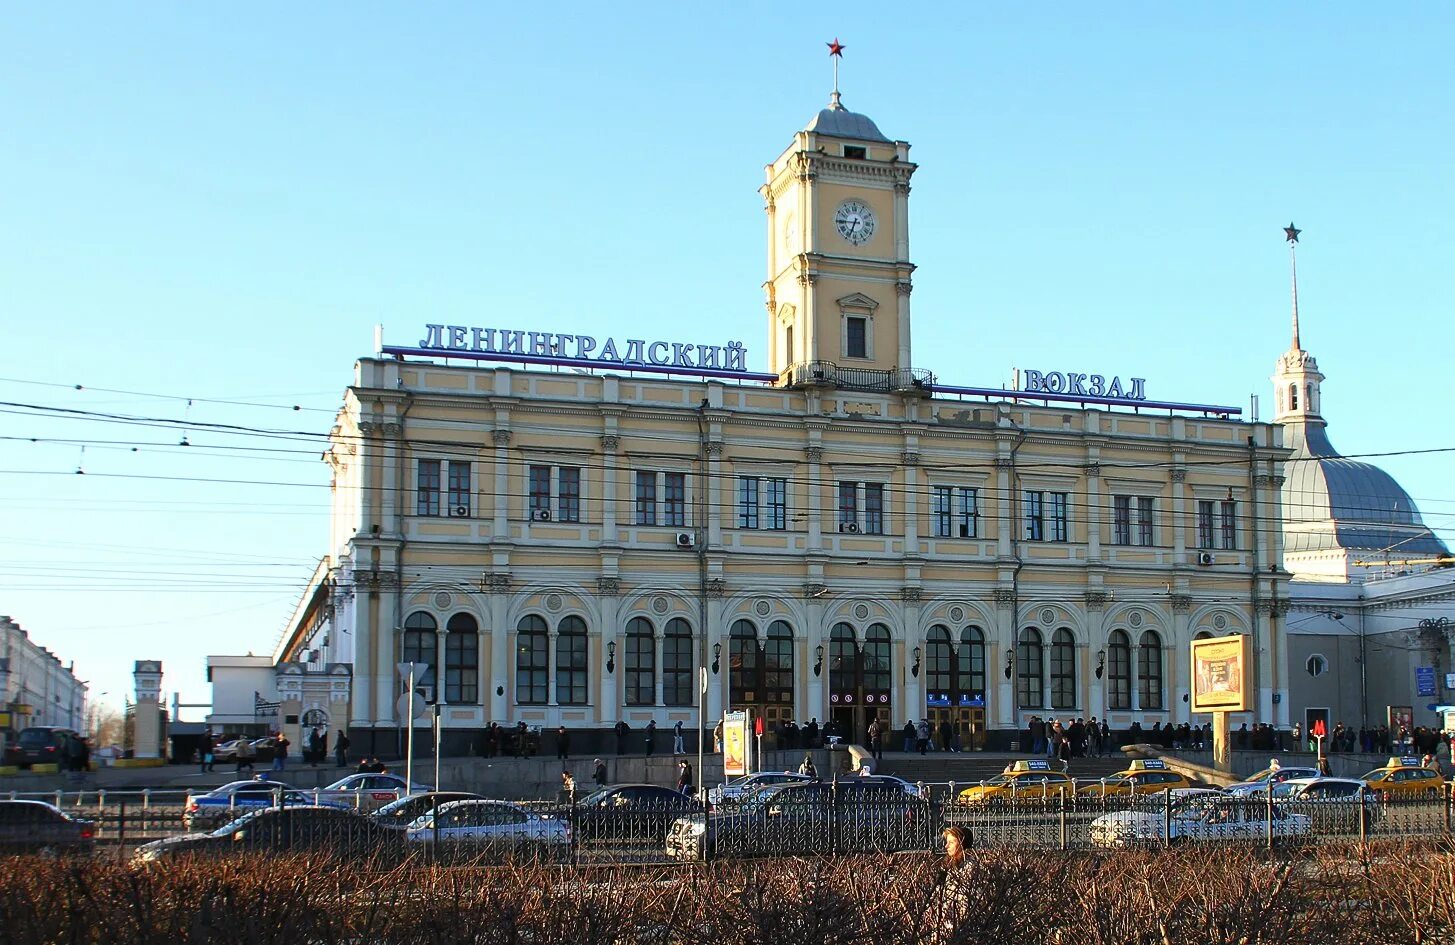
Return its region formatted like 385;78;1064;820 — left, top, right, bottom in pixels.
1191;634;1252;713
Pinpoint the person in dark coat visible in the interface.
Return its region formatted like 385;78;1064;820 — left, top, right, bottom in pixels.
645;720;657;756
593;757;608;787
615;720;629;755
675;760;693;795
556;725;571;760
198;732;214;773
334;729;350;768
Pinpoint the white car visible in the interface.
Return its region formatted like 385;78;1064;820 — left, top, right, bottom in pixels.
312;773;431;812
405;799;570;850
1089;789;1311;847
707;772;816;806
1224;766;1321;796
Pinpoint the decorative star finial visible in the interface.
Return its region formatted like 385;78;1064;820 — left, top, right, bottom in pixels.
1284;222;1301;243
827;38;845;58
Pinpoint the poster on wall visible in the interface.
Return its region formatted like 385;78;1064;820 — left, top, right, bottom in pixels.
1190;634;1252;712
723;710;750;778
1388;705;1414;736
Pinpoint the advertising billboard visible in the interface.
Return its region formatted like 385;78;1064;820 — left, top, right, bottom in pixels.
722;710;750;778
1190;634;1251;712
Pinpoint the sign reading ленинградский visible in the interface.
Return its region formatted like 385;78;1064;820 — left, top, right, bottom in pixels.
1019;369;1148;402
415;323;750;372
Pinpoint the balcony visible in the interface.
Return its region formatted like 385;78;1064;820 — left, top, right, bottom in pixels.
780;361;936;396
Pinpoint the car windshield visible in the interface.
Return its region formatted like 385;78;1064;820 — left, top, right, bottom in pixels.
980;776;1010;787
1271;782;1303;798
210;809;269;836
18;729;58;748
1360;768;1391;781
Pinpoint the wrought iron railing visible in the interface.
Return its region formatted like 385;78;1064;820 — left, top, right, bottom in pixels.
780;361;936;394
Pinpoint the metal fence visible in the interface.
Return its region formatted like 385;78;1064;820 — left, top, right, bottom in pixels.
2;780;1451;863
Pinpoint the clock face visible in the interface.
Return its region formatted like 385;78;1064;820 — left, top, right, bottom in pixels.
834;200;876;245
782;211;797;252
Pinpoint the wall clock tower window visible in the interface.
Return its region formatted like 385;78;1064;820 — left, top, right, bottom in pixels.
846;317;868;359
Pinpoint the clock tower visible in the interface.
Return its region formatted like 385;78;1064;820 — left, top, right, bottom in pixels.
762;73;917;383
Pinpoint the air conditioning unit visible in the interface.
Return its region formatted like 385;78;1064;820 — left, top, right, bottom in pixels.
1197;551;1216;566
674;532;695;549
839;522;861;534
531;509;552;522
450;505;470;518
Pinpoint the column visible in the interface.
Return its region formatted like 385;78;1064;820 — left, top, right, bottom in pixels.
598;586;620;722
492;429;511;537
435;627;449;708
995;456;1014;558
489;585;509;720
353;587;375;727
901;446;920;555
705;592;725;724
901;590;923;722
805;439;824;552
1171;596;1192;723
706;441;723;548
547;629;558;707
1170;463;1188;564
994;590;1016;729
806;598;826;726
1084;458;1102;561
600;427;619;543
1085;592;1107;718
374;581;398;730
895;280;912;371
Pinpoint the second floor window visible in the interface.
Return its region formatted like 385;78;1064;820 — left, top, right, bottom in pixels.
932;486;978;538
1113;496;1154;546
417;460;471;517
634;471;657;526
635;471;688;527
418;459;441;516
837;481;886;535
528;464;581;523
1024;490;1068;542
1199;499;1238;550
737;476;787;530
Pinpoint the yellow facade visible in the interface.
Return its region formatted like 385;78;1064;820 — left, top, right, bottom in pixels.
283;85;1292;754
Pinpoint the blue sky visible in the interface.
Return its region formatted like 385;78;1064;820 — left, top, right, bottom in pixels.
3;4;1452;716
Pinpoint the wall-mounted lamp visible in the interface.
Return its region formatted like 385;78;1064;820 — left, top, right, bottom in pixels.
605;641;616;674
1095;648;1106;680
711;642;722;675
813;644;825;678
1003;653;1014;680
1182;693;1189;703
496;685;504;697
911;646;922;679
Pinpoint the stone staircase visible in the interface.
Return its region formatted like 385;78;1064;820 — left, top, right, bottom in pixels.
875;751;1133;786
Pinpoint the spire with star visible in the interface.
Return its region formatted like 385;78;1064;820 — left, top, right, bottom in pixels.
827;37;845;110
1286;222;1302;351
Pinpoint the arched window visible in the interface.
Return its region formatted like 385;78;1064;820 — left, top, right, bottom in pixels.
729;620;759;706
925;625;953;694
555;616;588;705
1107;630;1131;710
863;623;891;692
662;618;694;706
624;617;655;706
829;623;857;699
1051;628;1076;709
444;613;479;704
402;612;437;689
515;615;548;705
1137;630;1164;709
1289;383;1299;410
764;621;794;694
959;626;986;696
1017;627;1043;708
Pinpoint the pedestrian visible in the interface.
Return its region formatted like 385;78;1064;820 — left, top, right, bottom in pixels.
615;720;629;756
916;719;930;755
798;753;817;778
645;719;657;756
903;720;916;753
936;719;954;755
673;719;685;754
1317;755;1332;776
713;719;724;753
676;760;693;795
485;722;499;758
561;769;577;803
307;726;323;766
1268;756;1282;773
334;729;350;767
593;757;608;787
235;736;256;775
198;731;214;774
867;718;883;762
272;731;290;771
556;724;571;760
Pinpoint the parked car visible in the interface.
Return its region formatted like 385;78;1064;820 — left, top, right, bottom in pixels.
1360;757;1445;798
1076;759;1195;797
3;726;81;768
313;773;431;812
182;779;337;830
369;792;484;830
570;784;703;844
0;800;96;853
1089;789;1310;847
707;772;816;806
958;760;1074;806
1273;777;1381;833
668;780;933;860
1224;766;1320;796
405;799;570;860
137;806;403;863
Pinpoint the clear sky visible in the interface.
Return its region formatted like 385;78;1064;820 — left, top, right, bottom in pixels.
3;4;1452;718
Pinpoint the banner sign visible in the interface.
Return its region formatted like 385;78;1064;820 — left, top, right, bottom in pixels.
1019;369;1147;402
415;324;751;372
723;710;749;778
1416;667;1437;697
1191;634;1251;712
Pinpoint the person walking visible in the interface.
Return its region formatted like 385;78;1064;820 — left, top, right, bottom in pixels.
673;719;685;755
675;760;693;796
916;719;931;756
235;736;256;776
645;719;657;756
334;729;350;768
593;757;608;787
271;731;290;771
556;725;571;760
867;718;883;763
615;720;629;756
198;732;214;774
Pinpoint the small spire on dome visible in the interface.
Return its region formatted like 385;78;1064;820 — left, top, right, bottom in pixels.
1286;221;1302;352
827;37;845;110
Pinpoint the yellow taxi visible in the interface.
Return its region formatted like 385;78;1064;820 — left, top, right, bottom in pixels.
958;760;1074;806
1359;756;1445;798
1075;758;1194;797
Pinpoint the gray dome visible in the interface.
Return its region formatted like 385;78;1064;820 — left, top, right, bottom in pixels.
1282;422;1448;557
805;96;890;143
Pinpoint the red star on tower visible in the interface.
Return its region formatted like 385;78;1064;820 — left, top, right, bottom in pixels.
827;38;845;57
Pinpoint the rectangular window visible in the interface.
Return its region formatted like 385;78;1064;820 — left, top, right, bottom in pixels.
1197;500;1215;549
935;486;978;538
737;477;759;529
1137;496;1154;546
838;481;858;529
958;488;978;538
933;486;953;538
447;461;471;515
1023;490;1044;542
765;477;787;530
1113;496;1131;545
417;459;441;517
1049;493;1068;542
635;471;657;526
843;145;867;160
664;472;686;527
557;467;581;522
863;483;884;534
846;317;867;358
1219;500;1237;550
528;465;551;518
